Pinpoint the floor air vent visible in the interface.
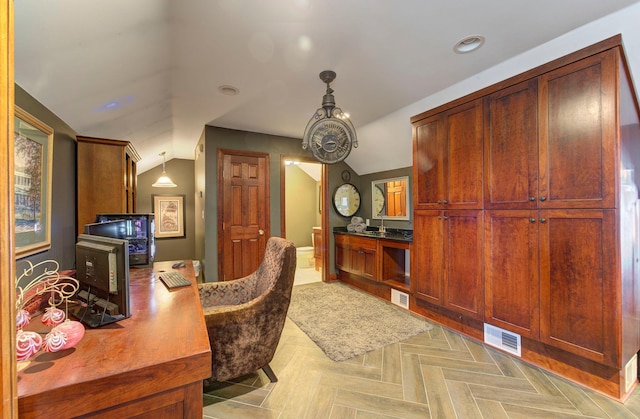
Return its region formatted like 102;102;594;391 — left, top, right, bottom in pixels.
391;289;409;310
484;323;521;357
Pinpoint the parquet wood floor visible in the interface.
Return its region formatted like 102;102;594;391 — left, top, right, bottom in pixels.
203;303;640;418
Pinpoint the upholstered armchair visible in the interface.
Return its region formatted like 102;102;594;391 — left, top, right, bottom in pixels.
198;237;297;384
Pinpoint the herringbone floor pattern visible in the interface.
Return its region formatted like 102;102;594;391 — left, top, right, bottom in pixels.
203;302;640;418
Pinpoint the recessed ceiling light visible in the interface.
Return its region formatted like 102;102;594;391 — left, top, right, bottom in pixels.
218;85;240;96
453;36;485;54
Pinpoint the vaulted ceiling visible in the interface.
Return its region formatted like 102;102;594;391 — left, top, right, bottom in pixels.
14;0;640;174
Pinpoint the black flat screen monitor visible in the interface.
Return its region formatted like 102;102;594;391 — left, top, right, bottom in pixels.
72;234;131;327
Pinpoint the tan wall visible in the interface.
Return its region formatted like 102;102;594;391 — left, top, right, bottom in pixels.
284;165;318;248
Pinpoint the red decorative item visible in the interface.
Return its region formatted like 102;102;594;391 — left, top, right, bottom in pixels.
15;260;82;359
41;306;66;326
16;309;31;330
16;330;43;361
55;320;85;350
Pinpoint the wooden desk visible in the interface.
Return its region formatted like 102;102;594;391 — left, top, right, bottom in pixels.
17;261;211;418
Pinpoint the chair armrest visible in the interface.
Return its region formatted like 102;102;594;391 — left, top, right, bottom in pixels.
198;274;257;308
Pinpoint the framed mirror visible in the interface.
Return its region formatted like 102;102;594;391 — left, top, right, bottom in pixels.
333;183;361;217
372;176;410;220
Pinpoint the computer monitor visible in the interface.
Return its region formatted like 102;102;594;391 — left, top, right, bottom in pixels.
72;234;131;327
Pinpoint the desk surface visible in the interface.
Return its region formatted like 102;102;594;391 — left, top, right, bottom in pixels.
17;260;211;418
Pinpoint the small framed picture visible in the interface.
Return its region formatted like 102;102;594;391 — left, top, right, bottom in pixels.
152;194;186;238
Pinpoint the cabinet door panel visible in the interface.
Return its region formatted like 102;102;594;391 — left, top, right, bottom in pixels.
412;211;444;304
445;210;484;319
539;210;617;366
413;115;445;208
539;50;616;209
445;100;484;209
484;210;539;338
335;235;349;271
484;80;538;209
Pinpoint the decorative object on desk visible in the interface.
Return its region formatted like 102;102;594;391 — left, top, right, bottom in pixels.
41;306;65;326
14;106;54;259
15;260;83;361
302;70;357;164
43;320;85;352
16;330;42;361
287;282;432;362
152;151;177;187
152;194;186;238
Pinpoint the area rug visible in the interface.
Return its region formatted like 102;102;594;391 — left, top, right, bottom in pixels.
287;282;432;362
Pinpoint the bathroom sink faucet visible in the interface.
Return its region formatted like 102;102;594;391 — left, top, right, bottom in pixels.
378;218;386;233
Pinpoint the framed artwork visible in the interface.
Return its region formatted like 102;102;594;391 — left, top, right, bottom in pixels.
152;194;186;238
14;106;54;259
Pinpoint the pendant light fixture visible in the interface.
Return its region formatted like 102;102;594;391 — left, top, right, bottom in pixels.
302;70;357;164
152;152;177;188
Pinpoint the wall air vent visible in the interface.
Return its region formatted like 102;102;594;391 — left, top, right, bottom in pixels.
391;289;409;310
484;323;521;357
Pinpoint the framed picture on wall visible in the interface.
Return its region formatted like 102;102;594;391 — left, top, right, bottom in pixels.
152;194;186;238
14;106;54;259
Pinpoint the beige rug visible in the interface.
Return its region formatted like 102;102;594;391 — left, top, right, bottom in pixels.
287;282;432;362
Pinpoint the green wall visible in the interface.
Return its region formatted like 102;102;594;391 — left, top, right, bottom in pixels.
200;126;357;281
15;85;77;269
137;158;197;262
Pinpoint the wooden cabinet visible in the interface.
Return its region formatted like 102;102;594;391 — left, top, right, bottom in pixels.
335;234;377;281
413;210;484;320
77;136;140;235
413;99;483;210
484;210;540;339
537;51;616;209
313;227;322;271
412;36;640;399
484;50;620;363
483;79;539;209
484;209;617;364
539;210;617;366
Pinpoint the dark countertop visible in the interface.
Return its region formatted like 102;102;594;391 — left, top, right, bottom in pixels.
334;226;413;243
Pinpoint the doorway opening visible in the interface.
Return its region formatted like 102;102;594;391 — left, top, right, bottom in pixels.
281;156;327;285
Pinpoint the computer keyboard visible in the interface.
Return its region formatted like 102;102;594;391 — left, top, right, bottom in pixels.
159;271;191;290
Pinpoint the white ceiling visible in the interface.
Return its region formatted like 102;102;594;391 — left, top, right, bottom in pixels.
14;0;640;174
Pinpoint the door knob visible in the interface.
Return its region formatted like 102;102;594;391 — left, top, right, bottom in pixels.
259;229;265;235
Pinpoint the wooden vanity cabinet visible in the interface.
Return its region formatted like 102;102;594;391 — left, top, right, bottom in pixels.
76;136;140;235
412;209;484;320
335;234;377;281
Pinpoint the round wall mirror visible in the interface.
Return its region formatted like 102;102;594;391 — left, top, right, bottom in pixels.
333;183;361;217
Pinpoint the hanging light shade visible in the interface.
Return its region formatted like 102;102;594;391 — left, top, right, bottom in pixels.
152;152;177;188
302;70;357;164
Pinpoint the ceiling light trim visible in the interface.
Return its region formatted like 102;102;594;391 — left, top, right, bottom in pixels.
218;85;240;96
453;35;485;54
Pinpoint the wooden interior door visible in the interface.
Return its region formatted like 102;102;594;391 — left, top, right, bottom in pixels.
218;150;270;281
386;180;406;217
